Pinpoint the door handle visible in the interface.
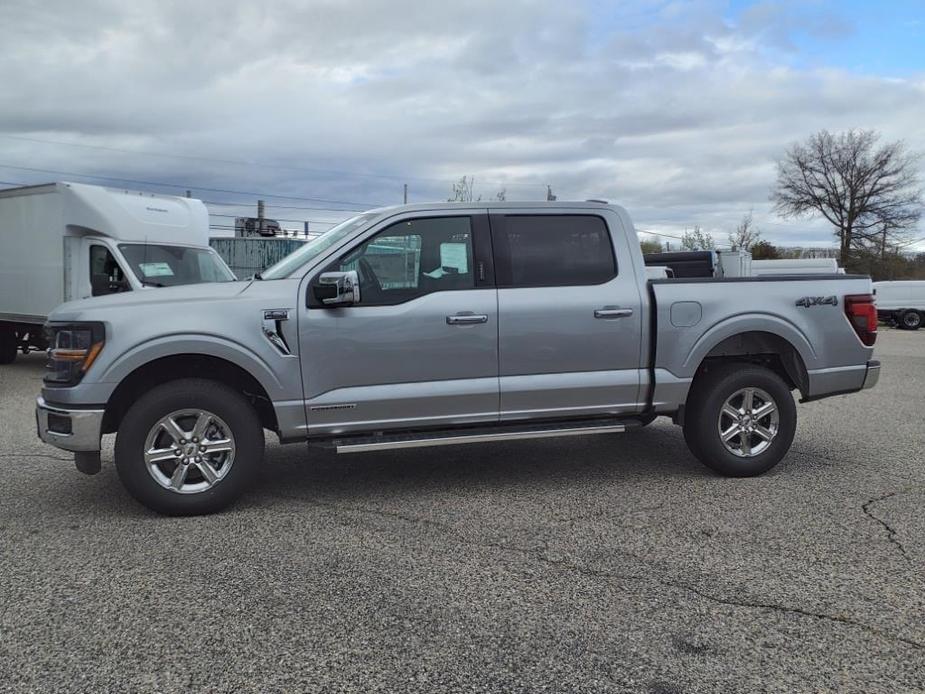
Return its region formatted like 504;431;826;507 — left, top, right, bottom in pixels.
594;307;633;319
446;313;489;325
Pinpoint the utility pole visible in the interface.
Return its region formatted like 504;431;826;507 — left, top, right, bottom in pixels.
257;199;265;235
546;185;556;201
304;221;309;238
403;183;408;204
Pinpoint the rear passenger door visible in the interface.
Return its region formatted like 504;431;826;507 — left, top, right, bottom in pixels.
490;210;645;420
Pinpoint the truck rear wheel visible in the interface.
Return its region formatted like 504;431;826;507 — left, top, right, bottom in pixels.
900;310;922;330
0;327;17;364
115;378;264;515
683;363;796;477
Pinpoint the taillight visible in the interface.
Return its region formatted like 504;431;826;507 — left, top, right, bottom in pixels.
844;294;877;346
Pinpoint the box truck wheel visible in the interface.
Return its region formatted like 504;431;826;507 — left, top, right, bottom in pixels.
900;310;922;330
0;327;17;364
114;378;264;515
683;363;796;477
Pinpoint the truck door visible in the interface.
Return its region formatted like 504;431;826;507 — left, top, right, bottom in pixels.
490;210;645;420
299;212;498;436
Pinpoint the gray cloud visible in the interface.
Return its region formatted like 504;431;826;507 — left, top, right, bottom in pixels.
0;0;922;248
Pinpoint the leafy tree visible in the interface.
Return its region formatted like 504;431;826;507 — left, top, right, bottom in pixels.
771;129;923;269
681;226;715;250
639;236;664;255
750;240;780;260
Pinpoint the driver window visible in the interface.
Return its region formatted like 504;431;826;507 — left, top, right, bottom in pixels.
336;216;474;305
89;245;131;296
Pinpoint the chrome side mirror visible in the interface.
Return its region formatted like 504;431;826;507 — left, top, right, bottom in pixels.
313;270;360;306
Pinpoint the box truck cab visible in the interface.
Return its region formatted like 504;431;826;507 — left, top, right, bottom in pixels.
0;182;234;363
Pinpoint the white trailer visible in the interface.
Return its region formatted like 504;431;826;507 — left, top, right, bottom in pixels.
0;182;234;363
873;280;925;330
751;257;843;276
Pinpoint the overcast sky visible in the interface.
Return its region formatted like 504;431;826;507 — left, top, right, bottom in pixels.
1;0;923;247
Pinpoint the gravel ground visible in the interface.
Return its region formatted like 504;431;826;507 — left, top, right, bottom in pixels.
1;329;923;693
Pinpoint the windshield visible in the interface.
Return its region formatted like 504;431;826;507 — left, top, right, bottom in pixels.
119;244;236;287
259;213;379;279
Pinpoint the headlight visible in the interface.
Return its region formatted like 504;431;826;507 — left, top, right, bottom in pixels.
44;322;105;386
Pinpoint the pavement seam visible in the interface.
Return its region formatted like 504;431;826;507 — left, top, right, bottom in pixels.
861;490;914;564
278;492;925;652
0;453;72;461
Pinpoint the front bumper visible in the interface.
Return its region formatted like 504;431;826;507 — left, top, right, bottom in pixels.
35;397;104;452
862;360;880;390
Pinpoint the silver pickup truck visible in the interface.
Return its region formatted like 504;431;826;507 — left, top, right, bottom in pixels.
35;202;880;515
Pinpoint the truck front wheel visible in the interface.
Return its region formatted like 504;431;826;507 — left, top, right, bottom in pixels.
683;363;797;477
115;378;264;515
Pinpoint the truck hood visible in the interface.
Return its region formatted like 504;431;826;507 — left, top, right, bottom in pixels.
49;281;252;322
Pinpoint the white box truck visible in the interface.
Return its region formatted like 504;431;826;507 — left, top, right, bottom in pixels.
874;280;925;330
0;182;235;363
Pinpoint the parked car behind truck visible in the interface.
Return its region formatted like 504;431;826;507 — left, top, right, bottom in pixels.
0;182;235;363
874;280;925;330
35;201;880;515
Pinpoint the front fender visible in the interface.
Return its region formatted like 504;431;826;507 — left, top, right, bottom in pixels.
98;333;288;401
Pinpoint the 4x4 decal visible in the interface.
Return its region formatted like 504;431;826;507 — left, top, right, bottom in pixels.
795;296;838;308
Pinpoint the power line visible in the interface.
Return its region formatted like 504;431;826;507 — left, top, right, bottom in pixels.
209;214;339;226
0;133;553;189
202;199;370;213
0;163;385;207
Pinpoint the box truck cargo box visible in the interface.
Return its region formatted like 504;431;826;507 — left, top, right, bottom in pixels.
0;182;235;363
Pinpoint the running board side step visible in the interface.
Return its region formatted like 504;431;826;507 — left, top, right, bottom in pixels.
332;419;633;454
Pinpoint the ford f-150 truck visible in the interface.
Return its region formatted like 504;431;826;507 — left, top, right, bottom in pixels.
35;202;880;515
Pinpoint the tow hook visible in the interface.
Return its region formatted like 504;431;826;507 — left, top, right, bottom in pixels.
75;451;101;475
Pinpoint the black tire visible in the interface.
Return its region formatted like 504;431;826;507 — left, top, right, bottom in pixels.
0;327;17;364
900;310;922;331
115;378;264;515
683;363;796;477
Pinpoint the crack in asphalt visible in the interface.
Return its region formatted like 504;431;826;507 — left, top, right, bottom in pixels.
274;491;924;652
862;491;913;564
0;453;71;462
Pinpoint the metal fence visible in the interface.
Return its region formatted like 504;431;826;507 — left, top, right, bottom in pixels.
209;237;306;279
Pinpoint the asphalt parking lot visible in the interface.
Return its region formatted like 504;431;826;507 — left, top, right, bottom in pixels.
1;329;923;693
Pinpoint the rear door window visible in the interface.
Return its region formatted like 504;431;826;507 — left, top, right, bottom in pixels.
491;215;616;287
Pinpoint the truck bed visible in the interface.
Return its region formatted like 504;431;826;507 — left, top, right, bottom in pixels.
647;274;875;410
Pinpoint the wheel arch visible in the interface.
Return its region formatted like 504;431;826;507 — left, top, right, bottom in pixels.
691;330;810;397
102;354;279;435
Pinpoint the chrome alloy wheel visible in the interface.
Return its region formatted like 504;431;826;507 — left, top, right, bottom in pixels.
143;409;236;494
717;387;780;458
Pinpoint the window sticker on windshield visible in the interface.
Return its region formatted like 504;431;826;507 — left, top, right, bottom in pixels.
138;262;175;277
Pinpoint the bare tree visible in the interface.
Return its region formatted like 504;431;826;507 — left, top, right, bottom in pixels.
771;129;923;266
448;176;475;202
681;225;715;250
728;210;761;251
495;187;507;202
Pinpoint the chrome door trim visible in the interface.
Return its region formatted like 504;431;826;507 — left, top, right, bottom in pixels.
335;423;626;453
446;314;489;325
